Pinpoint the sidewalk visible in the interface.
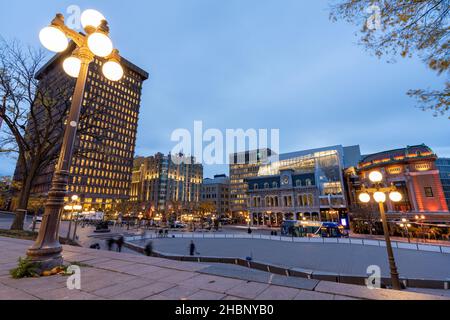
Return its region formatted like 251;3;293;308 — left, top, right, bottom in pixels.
0;237;449;300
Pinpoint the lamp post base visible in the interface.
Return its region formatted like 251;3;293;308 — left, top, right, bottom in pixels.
27;246;63;272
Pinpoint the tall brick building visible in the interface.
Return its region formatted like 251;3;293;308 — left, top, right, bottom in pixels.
14;50;148;211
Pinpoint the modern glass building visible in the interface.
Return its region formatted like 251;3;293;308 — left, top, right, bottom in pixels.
246;145;361;226
436;158;450;209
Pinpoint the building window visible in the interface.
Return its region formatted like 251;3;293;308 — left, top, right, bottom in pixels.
305;179;312;186
264;183;270;189
424;187;434;198
296;180;301;187
254;184;259;190
272;182;278;188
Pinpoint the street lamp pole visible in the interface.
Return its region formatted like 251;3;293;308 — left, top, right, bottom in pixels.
358;170;403;290
27;11;124;270
377;201;401;289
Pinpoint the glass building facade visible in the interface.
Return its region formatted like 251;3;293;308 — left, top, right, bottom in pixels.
436;158;450;209
258;146;360;210
246;145;361;226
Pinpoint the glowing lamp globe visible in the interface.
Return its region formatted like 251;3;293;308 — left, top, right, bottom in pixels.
71;195;79;201
373;191;386;203
39;26;68;53
389;191;403;203
88;32;113;57
103;60;124;81
358;193;371;203
369;171;383;183
81;9;106;29
63;57;81;78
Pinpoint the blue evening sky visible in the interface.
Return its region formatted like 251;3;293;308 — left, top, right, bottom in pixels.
0;0;449;178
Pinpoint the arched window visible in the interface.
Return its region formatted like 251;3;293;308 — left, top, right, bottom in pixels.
264;183;270;189
254;184;259;190
296;180;301;187
273;182;278;188
305;179;312;186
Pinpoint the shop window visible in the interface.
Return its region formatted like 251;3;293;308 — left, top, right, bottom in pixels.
424;187;434;198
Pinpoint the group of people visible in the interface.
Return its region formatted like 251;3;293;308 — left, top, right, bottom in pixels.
143;240;198;257
106;236;125;252
156;229;170;238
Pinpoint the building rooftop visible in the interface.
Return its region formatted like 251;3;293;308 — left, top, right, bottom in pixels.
359;144;436;169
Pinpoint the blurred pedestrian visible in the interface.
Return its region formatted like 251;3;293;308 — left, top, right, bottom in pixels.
144;241;153;256
116;236;124;252
107;238;115;251
189;240;196;256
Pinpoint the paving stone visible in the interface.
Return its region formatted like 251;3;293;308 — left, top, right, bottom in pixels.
255;285;300;300
0;286;39;300
112;281;176;300
314;281;450;300
225;281;270;299
222;295;247;300
294;290;335;300
186;290;227;300
151;285;200;300
179;274;245;293
158;271;197;284
92;278;152;298
38;287;100;300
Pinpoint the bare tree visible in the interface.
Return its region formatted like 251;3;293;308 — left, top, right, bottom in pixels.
0;39;112;230
330;0;449;118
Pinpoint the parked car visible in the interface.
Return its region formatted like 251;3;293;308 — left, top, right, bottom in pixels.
171;221;187;228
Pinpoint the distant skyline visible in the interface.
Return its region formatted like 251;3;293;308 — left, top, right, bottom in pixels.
1;0;449;179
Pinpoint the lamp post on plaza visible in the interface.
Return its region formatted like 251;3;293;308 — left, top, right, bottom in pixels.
358;170;403;290
399;218;412;243
27;10;124;270
415;214;426;242
64;195;82;241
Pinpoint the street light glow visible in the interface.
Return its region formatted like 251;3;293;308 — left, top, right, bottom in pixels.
358;192;371;203
389;191;403;203
81;9;106;29
39;26;68;52
71;195;79;202
63;57;81;78
103;60;124;81
373;191;386;203
87;32;113;57
369;171;383;183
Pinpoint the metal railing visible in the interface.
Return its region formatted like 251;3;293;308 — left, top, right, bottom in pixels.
125;232;450;254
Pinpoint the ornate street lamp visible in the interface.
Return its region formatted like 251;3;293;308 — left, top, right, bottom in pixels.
399;218;412;243
358;170;403;290
28;10;124;270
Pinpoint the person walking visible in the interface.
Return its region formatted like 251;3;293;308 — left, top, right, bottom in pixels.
189;240;197;256
116;236;124;253
248;227;252;234
107;238;115;251
144;241;153;256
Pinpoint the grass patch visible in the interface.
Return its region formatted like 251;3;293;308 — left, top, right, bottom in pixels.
0;229;38;241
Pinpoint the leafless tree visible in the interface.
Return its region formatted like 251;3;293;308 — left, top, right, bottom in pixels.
0;39;112;230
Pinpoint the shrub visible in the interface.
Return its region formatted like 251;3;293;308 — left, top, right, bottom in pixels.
9;257;41;279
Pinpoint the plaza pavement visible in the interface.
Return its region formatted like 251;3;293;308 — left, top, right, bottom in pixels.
133;238;450;280
0;237;449;300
